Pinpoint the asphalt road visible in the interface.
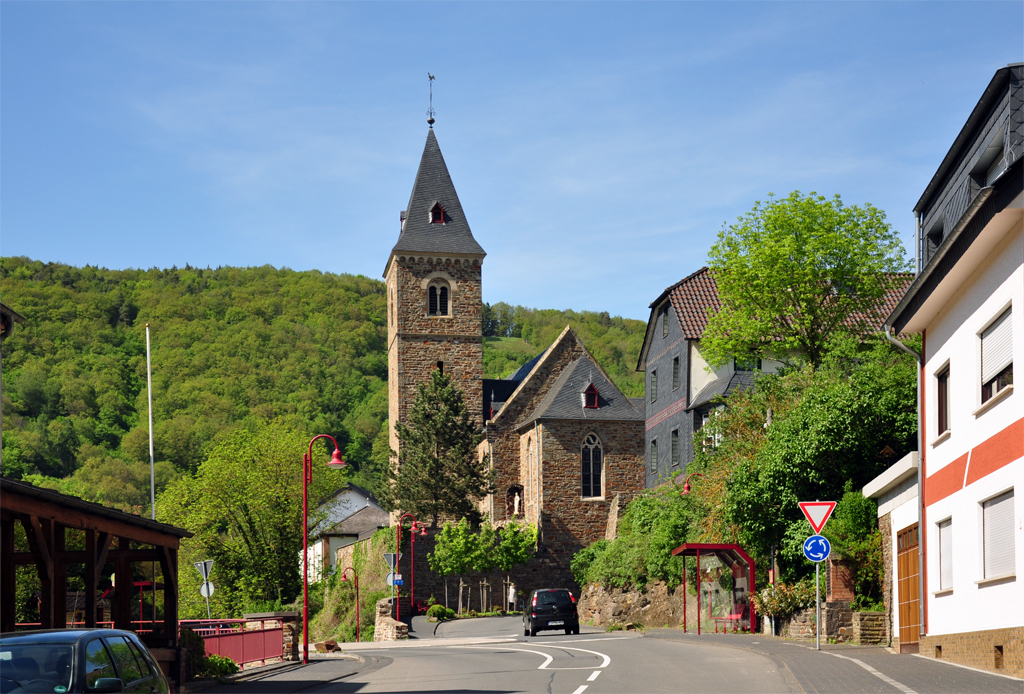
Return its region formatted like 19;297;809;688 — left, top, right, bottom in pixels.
205;616;1022;694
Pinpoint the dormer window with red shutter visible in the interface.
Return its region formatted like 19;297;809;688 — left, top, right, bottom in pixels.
584;383;599;409
431;203;445;224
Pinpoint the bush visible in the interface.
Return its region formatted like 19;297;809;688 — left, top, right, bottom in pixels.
749;578;817;618
426;604;447;620
445;607;455;620
198;654;239;679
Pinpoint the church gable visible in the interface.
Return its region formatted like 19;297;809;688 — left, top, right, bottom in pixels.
489;326;583;428
520;356;643;426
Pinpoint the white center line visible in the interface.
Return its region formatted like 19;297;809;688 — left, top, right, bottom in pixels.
571;687;588;694
587;670;601;681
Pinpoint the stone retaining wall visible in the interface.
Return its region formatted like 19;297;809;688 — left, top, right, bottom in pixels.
920;626;1023;678
373;598;409;641
853;611;886;645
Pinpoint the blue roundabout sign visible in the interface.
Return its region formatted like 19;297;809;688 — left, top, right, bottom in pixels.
803;535;831;563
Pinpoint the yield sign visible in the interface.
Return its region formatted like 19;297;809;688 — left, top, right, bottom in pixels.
799;501;837;534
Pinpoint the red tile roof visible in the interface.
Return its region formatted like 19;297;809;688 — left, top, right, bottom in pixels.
665;268;914;339
665;267;720;339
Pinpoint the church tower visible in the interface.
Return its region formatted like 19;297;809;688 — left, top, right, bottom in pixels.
385;128;485;458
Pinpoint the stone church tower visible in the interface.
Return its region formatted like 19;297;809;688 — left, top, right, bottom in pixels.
385;128;486;458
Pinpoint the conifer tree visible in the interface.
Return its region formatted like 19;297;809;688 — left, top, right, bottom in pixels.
384;369;492;526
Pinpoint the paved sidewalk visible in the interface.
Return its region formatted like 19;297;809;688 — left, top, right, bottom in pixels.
201;658;369;693
644;629;1021;694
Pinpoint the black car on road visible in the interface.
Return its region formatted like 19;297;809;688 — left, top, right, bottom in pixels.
524;589;580;636
0;629;170;693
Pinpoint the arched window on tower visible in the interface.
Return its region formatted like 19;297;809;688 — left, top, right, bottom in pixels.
427;279;451;316
581;433;603;499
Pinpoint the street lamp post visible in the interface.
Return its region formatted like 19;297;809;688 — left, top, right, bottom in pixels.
339;567;360;643
395;514;427;624
303;435;346;664
677;472;705;495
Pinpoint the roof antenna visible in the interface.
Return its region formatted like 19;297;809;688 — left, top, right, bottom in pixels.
427;73;436;127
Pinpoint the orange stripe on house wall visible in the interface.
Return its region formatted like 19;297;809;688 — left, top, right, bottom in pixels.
925;453;968;506
966;417;1024;485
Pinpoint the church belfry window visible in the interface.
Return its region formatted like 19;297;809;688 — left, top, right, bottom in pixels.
431;203;445;224
581;433;603;499
427;279;451;317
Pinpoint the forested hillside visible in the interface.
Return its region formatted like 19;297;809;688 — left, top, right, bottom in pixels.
0;257;646;511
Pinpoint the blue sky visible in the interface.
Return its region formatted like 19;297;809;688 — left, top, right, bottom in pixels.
2;2;1021;320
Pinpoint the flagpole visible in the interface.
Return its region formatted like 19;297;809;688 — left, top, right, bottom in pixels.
146;323;155;520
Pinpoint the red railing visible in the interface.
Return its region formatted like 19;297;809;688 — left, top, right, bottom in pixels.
179;619;283;668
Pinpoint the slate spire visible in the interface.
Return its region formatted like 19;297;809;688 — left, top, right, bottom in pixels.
387;129;486;271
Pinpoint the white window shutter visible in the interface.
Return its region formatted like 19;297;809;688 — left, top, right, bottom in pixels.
983;490;1015;579
981;310;1012;384
938;519;953;590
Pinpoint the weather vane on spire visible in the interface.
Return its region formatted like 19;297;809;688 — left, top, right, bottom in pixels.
427;73;436;127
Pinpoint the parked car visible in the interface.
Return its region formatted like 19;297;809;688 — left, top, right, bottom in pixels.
0;629;170;693
523;589;580;636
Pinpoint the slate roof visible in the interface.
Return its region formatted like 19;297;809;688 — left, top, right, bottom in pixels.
506;349;547;381
686;370;757;412
388;129;486;266
482;378;521;421
320;505;390;538
522;356;644;424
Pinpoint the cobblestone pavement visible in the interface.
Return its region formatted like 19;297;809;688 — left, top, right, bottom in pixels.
644;630;1023;694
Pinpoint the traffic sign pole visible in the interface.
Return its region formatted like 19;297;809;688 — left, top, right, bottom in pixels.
816;562;820;651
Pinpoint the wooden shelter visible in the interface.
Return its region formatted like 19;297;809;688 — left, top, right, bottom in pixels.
1;477;192;649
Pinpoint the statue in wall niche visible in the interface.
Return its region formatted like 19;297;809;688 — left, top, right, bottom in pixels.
514;492;520;517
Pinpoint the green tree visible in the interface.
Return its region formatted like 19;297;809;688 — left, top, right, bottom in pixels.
703;191;911;368
428;518;478;612
493;521;537;575
158;419;346;617
382;370;491;526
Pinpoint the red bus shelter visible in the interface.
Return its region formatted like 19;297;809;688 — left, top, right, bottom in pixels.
671;543;757;635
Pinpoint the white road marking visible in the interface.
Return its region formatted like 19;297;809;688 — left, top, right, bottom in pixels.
571;687;588;694
783;643;918;694
454;643;612;671
587;670;601;681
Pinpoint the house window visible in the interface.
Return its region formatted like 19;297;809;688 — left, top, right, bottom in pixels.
981;308;1012;403
427;280;451;316
938;518;952;590
650;370;658;403
937;366;950;435
672;357;680;390
736;357;762;371
662;307;669;338
431;203;445;223
671;429;680;466
982;490;1014;579
584;383;599;409
581;433;603;498
650;439;658;473
699;408;722;448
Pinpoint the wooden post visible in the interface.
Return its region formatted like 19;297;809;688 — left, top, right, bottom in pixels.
160;546;179;647
114;538;132;631
26;516;55;629
1;518;16;632
85;530;97;628
53;524;67;629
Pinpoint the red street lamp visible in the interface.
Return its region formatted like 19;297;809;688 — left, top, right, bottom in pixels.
303;435;346;664
339;567;360;643
395;513;428;624
677;472;705;495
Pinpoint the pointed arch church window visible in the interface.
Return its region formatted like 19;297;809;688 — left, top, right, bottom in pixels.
581;433;603;498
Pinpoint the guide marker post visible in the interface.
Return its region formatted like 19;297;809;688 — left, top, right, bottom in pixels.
195;560;214;619
383;553;402;602
798;502;835;651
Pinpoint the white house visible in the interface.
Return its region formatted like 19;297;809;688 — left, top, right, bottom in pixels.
885;63;1022;677
303;483;387;581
